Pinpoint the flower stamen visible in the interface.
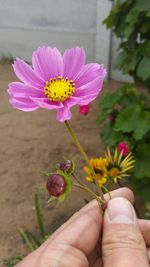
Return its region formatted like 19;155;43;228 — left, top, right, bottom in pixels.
44;76;75;102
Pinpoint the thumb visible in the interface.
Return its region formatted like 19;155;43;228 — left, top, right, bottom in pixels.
102;197;149;267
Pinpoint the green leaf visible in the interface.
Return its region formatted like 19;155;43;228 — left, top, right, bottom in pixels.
137;42;150;57
100;90;122;112
97;111;109;124
103;10;117;28
136;0;150;12
115;0;127;4
134;143;150;179
114;104;150;140
137;57;150;81
126;7;140;26
101;123;124;147
115;50;139;74
130;178;150;202
114;51;127;69
123;25;133;38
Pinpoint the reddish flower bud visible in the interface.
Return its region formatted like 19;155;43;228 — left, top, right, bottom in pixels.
79;104;90;115
117;142;129;157
60;160;73;173
46;174;66;197
108;113;114;121
108;110;118;122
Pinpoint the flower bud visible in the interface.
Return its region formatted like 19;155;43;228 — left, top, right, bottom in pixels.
117;141;129;156
79;104;90;115
108;110;118;122
46;174;66;197
60;159;73;173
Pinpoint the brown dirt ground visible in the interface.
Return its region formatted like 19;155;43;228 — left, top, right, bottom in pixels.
0;62;122;266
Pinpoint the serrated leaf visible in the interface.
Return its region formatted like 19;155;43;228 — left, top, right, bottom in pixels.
114;104;150;140
137;57;150;81
130;179;150;202
101;123;124;147
123;25;133;38
103;10;117;28
114;51;127;69
97;111;109;124
126;7;140;26
134;143;150;179
136;0;150;12
100;90;122;112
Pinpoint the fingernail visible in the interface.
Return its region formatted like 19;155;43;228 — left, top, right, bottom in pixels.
106;197;136;224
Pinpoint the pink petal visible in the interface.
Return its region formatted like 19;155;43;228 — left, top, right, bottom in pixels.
32;47;63;81
13;58;45;88
30;97;64;110
8;82;44;98
63;47;85;80
56;106;71;122
76;94;98;105
75;63;107;87
75;76;104;98
9;98;38;111
65;96;80;108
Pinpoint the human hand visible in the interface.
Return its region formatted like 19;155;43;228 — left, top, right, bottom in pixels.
16;187;150;267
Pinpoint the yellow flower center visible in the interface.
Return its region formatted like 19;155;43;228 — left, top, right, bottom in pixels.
44;76;75;102
109;167;120;177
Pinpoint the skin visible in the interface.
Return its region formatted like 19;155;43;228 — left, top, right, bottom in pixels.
16;188;150;267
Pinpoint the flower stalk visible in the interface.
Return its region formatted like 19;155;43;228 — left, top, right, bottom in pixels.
34;193;46;240
72;173;101;205
19;228;34;252
65;120;105;204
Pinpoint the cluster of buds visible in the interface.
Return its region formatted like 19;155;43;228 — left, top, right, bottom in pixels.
46;160;74;204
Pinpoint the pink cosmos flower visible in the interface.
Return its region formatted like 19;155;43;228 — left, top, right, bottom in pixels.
8;47;106;122
79;104;90;115
117;142;129;157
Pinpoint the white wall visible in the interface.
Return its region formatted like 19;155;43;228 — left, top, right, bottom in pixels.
0;0;111;65
0;0;129;81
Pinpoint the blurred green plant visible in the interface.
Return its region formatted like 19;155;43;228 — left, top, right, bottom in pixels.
98;84;150;206
0;53;13;64
4;256;22;267
4;193;47;267
103;0;150;88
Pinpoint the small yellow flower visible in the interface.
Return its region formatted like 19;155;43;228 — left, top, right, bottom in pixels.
83;158;107;186
104;148;135;183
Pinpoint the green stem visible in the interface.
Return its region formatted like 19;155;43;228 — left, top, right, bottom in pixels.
34;193;46;240
72;172;87;187
19;228;34;252
72;173;99;199
73;183;101;209
65;120;105;203
101;185;112;200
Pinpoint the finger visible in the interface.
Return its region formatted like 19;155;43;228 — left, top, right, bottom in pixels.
104;187;134;203
40;187;135;255
49;187;134;243
16;188;134;267
102;197;149;267
90;247;150;267
139;219;150;246
93;257;103;267
148;247;150;262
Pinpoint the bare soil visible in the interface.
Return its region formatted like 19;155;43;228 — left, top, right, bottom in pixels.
0;62;121;266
